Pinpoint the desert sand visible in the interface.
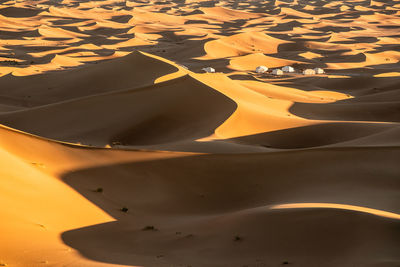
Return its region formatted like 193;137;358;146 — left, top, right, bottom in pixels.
0;0;399;266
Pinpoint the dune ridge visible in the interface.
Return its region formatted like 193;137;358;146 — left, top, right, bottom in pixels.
0;0;399;266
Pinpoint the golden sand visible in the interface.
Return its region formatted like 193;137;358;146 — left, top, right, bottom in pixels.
0;0;399;266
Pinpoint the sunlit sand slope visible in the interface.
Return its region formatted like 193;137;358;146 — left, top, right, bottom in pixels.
0;0;399;266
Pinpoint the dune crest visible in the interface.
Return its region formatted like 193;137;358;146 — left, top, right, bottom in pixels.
0;0;399;266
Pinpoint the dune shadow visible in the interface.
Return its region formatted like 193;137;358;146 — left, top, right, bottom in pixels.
60;148;400;266
226;122;398;149
0;74;238;146
0;6;41;17
289;100;400;123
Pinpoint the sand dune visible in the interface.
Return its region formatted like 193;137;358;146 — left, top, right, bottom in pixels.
0;0;399;266
203;32;291;59
0;51;178;106
0;74;236;146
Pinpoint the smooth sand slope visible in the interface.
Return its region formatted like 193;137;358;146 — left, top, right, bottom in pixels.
0;0;400;266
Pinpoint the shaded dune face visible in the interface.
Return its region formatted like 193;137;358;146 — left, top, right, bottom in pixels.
0;74;237;146
62;209;400;267
60;149;400;267
0;124;399;266
0;51;179;106
227;122;399;149
0;0;400;266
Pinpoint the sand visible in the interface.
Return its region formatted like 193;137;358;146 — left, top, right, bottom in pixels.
0;0;399;266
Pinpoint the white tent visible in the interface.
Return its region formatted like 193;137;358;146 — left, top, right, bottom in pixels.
303;69;316;75
256;66;268;74
282;66;295;73
314;68;324;74
272;69;283;75
202;67;215;73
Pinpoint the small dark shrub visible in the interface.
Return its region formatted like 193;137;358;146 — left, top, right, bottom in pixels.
142;225;157;231
234;235;242;242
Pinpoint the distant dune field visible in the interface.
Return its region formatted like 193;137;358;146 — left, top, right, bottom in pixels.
0;0;399;266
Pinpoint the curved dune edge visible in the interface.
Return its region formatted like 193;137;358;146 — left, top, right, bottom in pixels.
0;126;114;267
57;146;400;267
1;51;398;150
271;203;400;220
0;50;363;149
0;124;191;267
0;122;202;157
0;0;400;266
0;73;238;147
228;53;306;71
202;32;291;59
